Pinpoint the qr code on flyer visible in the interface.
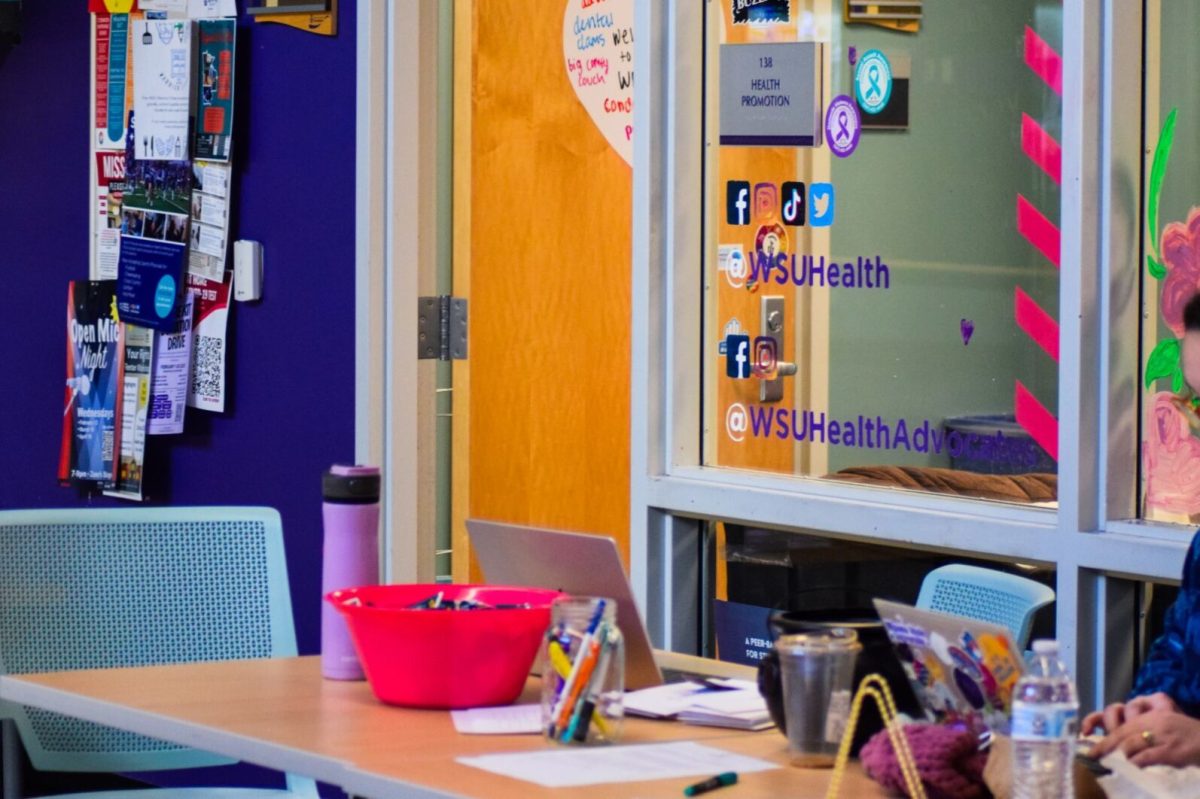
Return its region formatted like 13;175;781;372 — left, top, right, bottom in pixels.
191;335;224;403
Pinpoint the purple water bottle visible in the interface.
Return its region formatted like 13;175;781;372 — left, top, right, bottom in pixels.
321;464;381;680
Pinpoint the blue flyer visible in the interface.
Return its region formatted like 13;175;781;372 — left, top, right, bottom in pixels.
117;237;187;331
116;110;192;331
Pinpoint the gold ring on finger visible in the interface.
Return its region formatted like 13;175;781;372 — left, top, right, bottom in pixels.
1142;730;1156;747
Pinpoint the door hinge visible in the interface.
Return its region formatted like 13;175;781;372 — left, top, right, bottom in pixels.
417;296;468;360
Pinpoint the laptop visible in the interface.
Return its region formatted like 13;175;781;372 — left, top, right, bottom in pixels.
466;519;665;689
872;598;1026;733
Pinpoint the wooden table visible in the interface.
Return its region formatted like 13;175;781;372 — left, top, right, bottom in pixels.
0;657;887;799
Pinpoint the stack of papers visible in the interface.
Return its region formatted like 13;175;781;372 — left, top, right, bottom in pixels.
623;679;775;731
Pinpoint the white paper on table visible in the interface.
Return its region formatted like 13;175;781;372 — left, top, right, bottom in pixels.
622;682;705;718
686;688;768;715
457;741;778;788
706;678;758;691
450;704;542;735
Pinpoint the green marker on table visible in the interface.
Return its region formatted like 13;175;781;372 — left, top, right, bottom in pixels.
683;771;738;796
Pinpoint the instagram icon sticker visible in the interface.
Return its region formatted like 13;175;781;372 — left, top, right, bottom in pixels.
753;183;778;221
752;336;778;378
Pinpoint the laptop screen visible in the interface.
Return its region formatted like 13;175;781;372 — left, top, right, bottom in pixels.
466;519;665;689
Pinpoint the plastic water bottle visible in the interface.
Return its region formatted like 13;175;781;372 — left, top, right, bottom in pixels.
1011;640;1079;799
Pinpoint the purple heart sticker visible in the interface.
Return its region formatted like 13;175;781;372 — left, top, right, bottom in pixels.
960;318;975;346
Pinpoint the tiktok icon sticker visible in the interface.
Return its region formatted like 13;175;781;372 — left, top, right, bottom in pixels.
825;95;861;158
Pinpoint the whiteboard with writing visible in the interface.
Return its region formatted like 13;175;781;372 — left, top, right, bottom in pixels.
562;0;634;166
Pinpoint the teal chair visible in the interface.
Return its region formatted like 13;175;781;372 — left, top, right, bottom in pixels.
0;507;318;799
916;564;1055;650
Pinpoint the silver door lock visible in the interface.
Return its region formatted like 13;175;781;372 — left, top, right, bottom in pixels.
759;295;797;403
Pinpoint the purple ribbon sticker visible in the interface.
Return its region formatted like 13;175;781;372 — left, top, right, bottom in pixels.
824;95;861;158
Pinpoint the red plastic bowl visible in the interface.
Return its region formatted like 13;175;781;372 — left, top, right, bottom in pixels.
326;584;562;709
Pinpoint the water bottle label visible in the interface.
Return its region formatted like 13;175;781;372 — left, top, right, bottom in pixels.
1011;703;1078;740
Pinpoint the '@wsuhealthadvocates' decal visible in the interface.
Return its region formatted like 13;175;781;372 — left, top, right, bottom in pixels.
563;0;634;166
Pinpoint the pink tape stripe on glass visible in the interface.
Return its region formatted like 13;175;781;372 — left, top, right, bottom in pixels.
1023;26;1063;96
1017;195;1061;268
1015;381;1059;462
1021;113;1062;185
1015;286;1060;363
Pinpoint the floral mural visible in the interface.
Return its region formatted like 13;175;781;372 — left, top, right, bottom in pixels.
1160;209;1200;336
1143;110;1200;520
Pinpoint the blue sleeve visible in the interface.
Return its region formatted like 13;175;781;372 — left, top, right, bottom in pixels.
1131;530;1200;717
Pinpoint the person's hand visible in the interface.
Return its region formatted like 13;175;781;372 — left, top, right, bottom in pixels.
1082;692;1179;735
1089;710;1200;768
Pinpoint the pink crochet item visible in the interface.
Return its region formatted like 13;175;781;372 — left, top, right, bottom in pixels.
860;723;989;799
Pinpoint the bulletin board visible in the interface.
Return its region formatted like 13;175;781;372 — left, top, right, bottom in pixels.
0;2;358;659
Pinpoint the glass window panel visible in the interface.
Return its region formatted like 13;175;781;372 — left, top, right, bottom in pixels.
710;524;1056;662
702;1;1062;507
1140;0;1200;526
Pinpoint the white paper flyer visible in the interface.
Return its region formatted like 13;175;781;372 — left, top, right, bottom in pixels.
95;150;126;280
148;292;194;435
188;160;230;281
132;19;192;161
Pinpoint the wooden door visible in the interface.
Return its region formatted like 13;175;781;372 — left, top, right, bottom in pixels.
452;0;633;579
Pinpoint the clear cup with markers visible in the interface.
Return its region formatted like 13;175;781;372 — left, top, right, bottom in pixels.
540;596;624;745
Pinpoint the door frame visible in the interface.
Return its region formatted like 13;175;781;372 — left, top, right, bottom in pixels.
356;0;445;583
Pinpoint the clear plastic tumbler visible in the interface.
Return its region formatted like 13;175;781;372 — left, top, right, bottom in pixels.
776;628;861;767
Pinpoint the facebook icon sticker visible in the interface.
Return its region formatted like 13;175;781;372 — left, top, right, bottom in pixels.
726;181;751;226
725;334;751;378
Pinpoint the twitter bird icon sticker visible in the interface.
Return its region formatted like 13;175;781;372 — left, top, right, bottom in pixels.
809;183;835;227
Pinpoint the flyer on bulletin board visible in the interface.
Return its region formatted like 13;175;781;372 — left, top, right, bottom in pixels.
148;291;194;435
132;18;192;161
95;150;126;280
59;281;126;488
187;270;231;413
94;12;134;152
188;160;231;280
193;19;235;162
104;322;154;501
117;110;193;331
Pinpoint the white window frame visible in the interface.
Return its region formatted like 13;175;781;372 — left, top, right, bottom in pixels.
630;0;1191;712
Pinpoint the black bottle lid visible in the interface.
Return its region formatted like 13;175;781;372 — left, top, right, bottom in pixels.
322;465;380;503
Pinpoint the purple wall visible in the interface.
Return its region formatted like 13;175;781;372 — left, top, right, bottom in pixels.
0;3;357;661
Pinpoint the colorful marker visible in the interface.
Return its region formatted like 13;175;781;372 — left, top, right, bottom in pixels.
683;772;738;796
